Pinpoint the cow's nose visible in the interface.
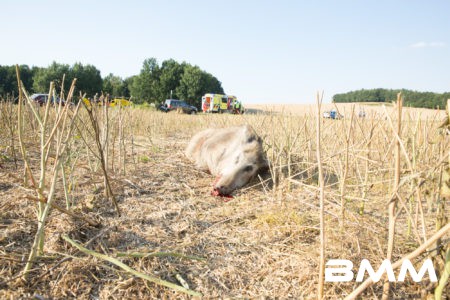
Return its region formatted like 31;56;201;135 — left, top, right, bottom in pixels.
214;185;227;194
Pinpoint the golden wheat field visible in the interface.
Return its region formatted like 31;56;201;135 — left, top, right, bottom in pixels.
246;102;447;120
0;93;449;299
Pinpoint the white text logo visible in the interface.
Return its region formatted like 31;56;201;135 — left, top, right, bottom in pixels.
325;259;437;282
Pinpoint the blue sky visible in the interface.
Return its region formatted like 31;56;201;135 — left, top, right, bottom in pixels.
2;0;449;104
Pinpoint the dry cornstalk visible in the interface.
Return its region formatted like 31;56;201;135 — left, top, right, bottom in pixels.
316;91;325;300
435;248;450;299
382;93;402;299
383;101;427;242
23;195;99;227
62;235;202;297
82;100;121;216
0;97;19;168
346;221;450;299
340;104;355;227
18;73;81;279
15;66;37;188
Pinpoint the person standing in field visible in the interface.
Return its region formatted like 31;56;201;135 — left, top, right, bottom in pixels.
234;101;241;114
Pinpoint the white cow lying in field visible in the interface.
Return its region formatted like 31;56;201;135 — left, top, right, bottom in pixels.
185;125;267;196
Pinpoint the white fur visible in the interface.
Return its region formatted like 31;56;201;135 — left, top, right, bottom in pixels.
185;125;266;194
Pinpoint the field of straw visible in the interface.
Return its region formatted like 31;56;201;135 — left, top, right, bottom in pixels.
246;102;447;120
0;88;449;299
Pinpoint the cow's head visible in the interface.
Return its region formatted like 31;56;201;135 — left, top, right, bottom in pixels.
213;126;267;195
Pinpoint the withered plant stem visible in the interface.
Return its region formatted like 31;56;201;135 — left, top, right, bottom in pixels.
340;104;355;227
83;102;121;216
62;235;202;297
346;221;450;299
382;92;402;300
316;91;325;300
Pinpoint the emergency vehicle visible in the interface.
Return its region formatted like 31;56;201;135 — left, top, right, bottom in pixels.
201;93;243;114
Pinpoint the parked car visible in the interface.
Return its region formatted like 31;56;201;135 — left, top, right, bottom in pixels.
358;110;366;118
323;109;343;119
30;94;49;105
31;93;67;106
158;103;169;112
164;99;198;114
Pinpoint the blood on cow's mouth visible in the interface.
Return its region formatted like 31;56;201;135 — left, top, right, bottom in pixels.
211;175;234;200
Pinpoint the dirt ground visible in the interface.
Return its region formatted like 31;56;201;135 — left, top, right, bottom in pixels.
0;133;323;299
0;105;448;299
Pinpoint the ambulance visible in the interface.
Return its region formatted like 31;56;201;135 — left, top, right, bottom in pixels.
201;94;243;114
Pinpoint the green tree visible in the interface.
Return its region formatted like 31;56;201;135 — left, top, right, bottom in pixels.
176;65;203;105
157;59;185;101
123;76;134;99
0;65;34;97
202;71;224;96
71;63;102;97
32;62;102;98
333;88;447;109
32;62;71;94
1;60;225;106
103;73;128;97
129;58;161;104
128;58;224;105
176;65;224;107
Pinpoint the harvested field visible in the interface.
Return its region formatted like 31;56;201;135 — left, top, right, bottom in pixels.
0;96;449;299
246;102;447;120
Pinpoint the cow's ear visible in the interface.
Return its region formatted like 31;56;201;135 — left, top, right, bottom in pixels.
242;125;262;145
243;124;254;136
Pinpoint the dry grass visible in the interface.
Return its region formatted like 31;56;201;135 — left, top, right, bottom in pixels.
246;102;446;121
0;98;449;299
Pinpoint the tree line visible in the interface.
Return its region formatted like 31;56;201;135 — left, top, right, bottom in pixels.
333;88;449;109
0;58;224;106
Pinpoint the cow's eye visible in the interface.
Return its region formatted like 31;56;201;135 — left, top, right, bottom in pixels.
243;165;254;172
